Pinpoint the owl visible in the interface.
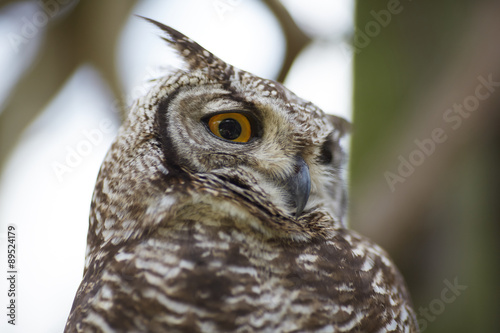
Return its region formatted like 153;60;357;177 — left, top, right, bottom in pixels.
65;18;419;333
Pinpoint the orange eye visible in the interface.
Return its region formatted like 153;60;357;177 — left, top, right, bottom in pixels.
207;113;252;143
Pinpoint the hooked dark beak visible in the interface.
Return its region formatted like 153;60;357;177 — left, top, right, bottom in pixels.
284;157;311;218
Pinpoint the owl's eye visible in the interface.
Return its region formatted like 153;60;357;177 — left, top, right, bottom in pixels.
207;113;252;143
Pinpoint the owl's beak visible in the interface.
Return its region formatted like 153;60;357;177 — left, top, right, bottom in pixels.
285;157;311;218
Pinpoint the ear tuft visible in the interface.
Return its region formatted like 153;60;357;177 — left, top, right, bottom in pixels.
327;115;351;140
137;16;224;73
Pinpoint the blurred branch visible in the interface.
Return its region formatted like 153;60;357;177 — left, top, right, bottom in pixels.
74;0;138;119
0;0;137;174
0;0;19;7
262;0;311;83
0;0;78;174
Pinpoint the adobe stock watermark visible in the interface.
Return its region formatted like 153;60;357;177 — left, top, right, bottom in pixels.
212;0;243;21
51;118;114;182
417;277;467;331
385;74;500;192
341;0;408;59
6;0;74;53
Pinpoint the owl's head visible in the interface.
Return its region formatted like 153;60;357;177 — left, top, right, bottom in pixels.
91;18;350;248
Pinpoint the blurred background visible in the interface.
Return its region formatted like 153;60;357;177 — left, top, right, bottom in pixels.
0;0;498;332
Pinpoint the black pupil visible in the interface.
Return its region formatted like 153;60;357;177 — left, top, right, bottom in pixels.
218;118;242;140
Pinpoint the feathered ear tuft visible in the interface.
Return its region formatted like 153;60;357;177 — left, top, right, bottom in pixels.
138;16;225;73
326;114;351;167
327;115;351;140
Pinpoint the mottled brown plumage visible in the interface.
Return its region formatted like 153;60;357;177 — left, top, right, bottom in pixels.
65;18;419;333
